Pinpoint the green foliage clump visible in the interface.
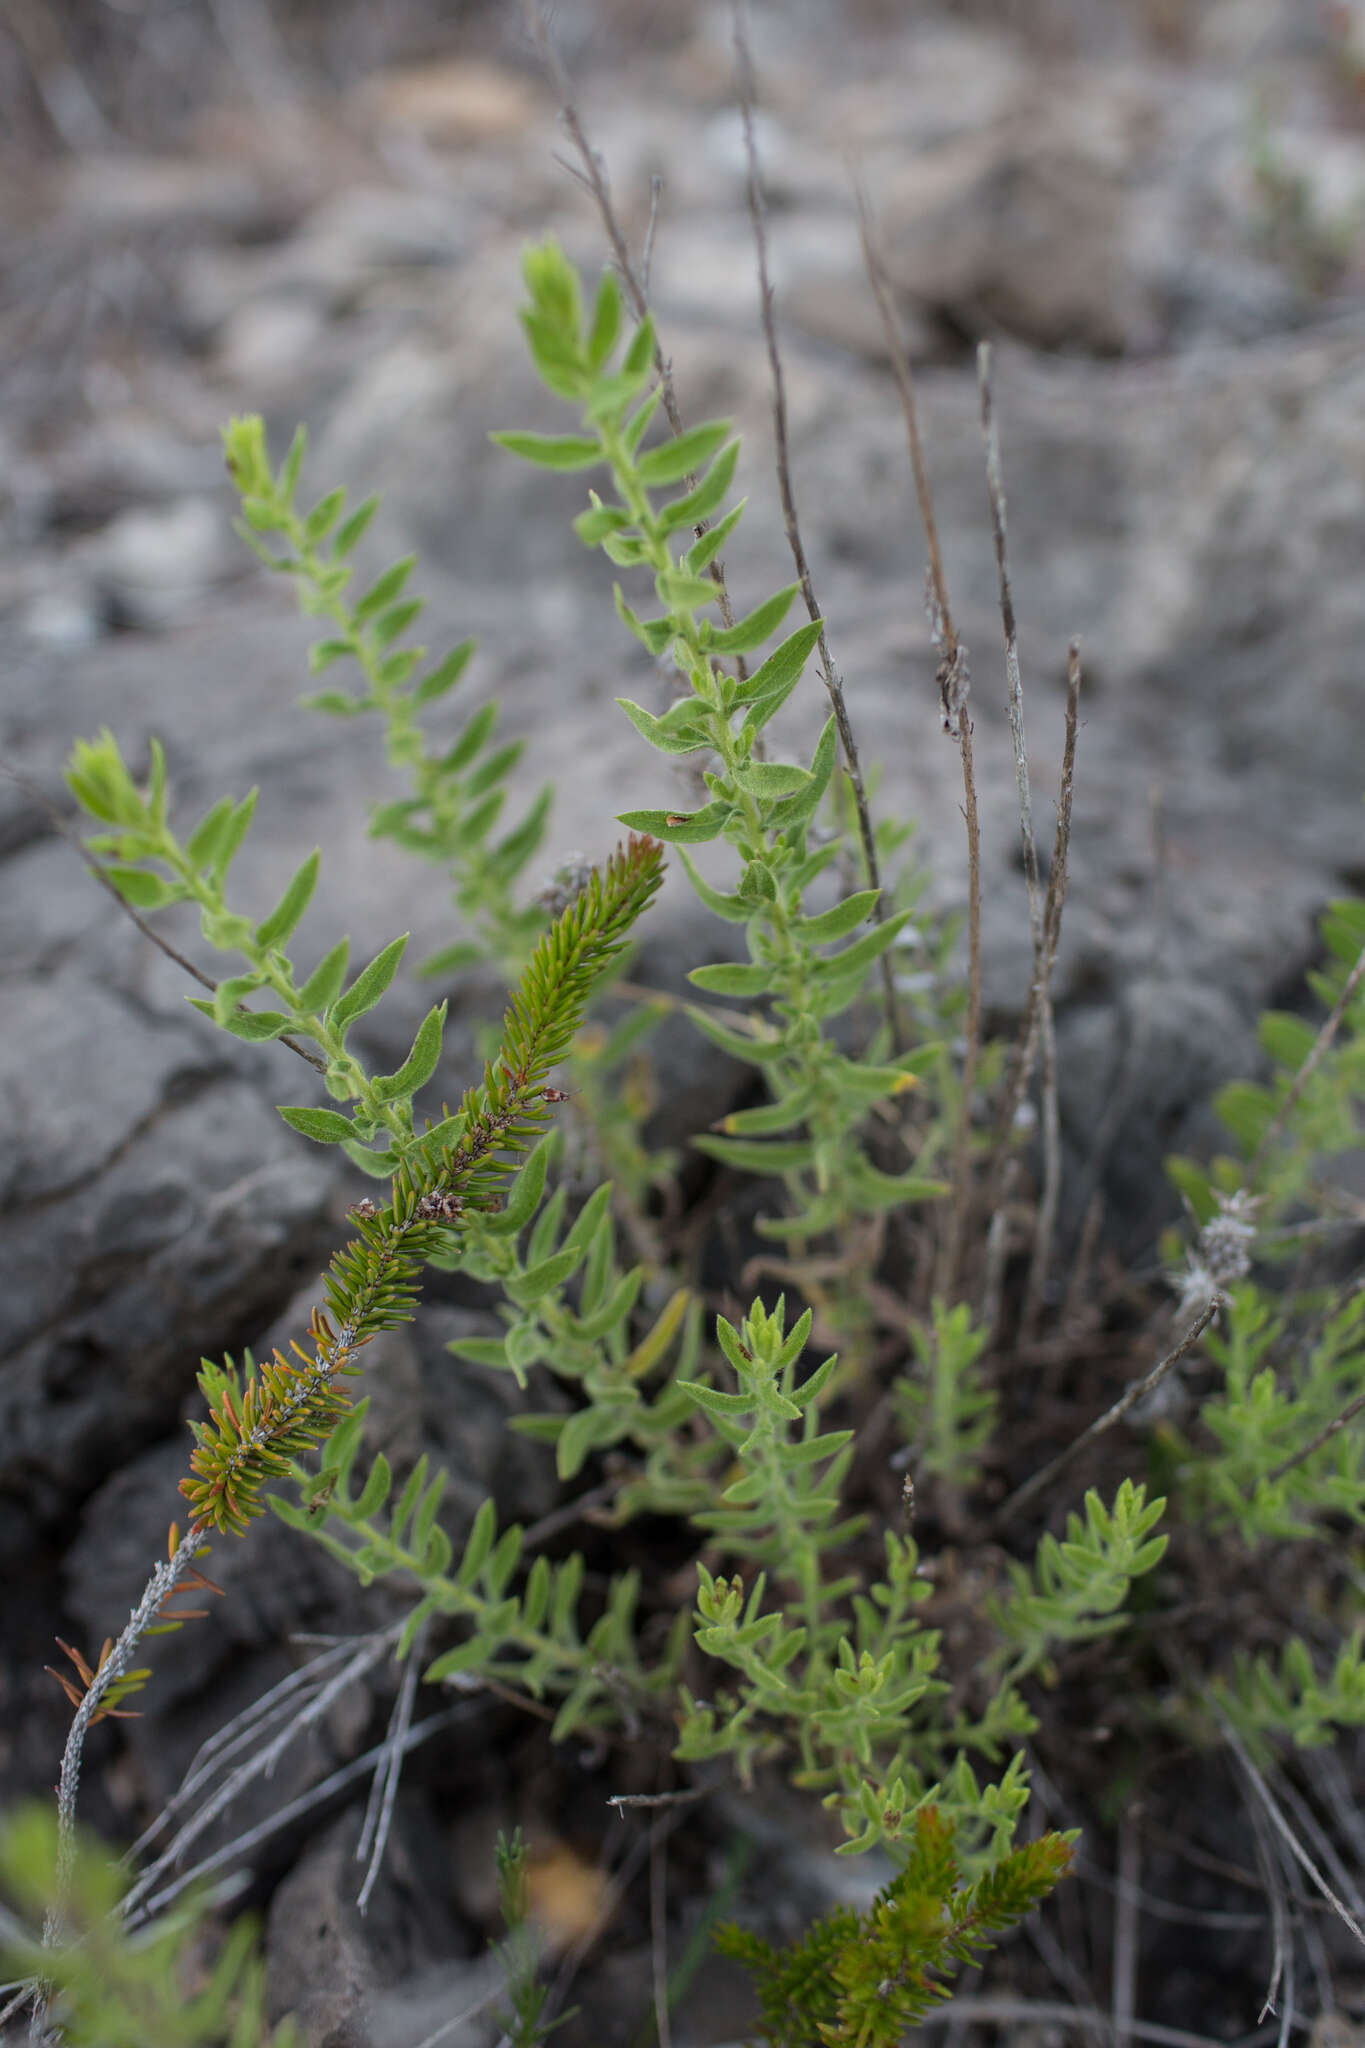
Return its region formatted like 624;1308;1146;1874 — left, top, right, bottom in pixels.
715;1805;1073;2048
0;1806;299;2048
43;202;1365;2048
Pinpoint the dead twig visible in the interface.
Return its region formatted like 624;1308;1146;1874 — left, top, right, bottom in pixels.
1250;932;1365;1178
1261;1385;1365;1491
526;0;742;642
355;1619;426;1915
1244;1790;1291;2047
992;1298;1221;1529
854;177;980;1295
0;758;328;1075
975;342;1066;1333
732;1;900;1047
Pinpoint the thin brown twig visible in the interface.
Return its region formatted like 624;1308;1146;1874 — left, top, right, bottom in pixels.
976;341;1064;1332
732;2;900;1047
541;1815;666;2034
606;1786;708;1813
854;177;961;670
526;0;742;642
986;639;1082;1150
1250;933;1365;1176
853;177;981;1292
992;1297;1221;1528
0;758;328;1075
1261;1384;1365;1490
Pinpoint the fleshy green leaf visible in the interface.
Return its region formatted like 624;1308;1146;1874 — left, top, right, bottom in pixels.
616;698;711;756
685;500;746;574
101;866;178;909
353;557;417;624
278;1105;356;1144
254;850;320;950
637;420;732;489
677;847;752;922
732;760;811;800
299;938;350;1014
333;495;380;557
688;960;774;998
492;430;605;473
692;1134;816;1173
797;890;881;943
586;270;622;369
705;584;799;656
414;639;476;706
616;803;731;845
372;1002;447;1102
330;934;409;1033
656;439;741;532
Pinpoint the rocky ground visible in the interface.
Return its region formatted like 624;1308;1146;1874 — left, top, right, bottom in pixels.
3;1;1365;2043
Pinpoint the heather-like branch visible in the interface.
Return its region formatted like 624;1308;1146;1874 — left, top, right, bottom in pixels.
48;834;664;1949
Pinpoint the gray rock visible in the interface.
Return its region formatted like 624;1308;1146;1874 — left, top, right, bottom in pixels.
267;1807;473;2048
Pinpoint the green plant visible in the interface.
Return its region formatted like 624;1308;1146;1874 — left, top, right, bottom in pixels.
494;239;948;1353
491;1829;576;2048
0;1806;299;2048
715;1806;1072;2048
36;142;1365;2048
222;414;550;982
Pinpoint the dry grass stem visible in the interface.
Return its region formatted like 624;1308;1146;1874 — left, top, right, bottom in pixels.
993;1297;1221;1528
981;1153;1020;1336
1244;1793;1291;2042
606;1787;708;1813
121;1702;478;1931
732;3;900;1044
355;1620;426;1915
854;179;960;668
120;1627;398;1923
1273;1770;1365;1926
126;1623;404;1868
1216;1703;1365;1953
